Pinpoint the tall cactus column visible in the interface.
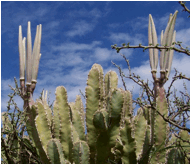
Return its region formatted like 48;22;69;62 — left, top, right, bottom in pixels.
53;86;73;162
148;11;178;163
85;64;104;163
18;22;45;162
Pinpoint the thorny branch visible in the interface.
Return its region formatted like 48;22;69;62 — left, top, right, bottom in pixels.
112;56;190;133
1;78;41;164
111;5;190;132
111;43;190;56
179;1;190;14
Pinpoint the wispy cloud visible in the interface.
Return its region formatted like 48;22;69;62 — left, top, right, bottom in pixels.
52;41;101;52
109;32;144;45
66;20;95;37
176;28;190;47
68;7;102;19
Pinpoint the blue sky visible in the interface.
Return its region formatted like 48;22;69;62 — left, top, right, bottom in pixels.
1;1;190;113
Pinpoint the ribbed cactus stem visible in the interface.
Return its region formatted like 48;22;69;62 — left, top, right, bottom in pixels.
104;71;118;96
35;100;52;153
47;139;66;164
70;95;86;141
120;118;137;164
41;90;52;127
72;141;90;164
26;104;50;163
93;109;109;131
134;108;148;160
53;86;73;162
108;88;124;148
151;81;168;163
85;64;103;163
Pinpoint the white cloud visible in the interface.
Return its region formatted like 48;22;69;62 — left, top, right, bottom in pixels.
176;28;190;47
131;16;148;30
68;7;102;19
165;54;190;96
45;21;60;29
66;20;95;37
109;32;144;46
52;41;101;52
158;13;185;30
94;47;122;61
1;79;15;91
89;8;102;19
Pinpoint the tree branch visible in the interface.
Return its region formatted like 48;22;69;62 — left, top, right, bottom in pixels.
111;43;190;56
179;1;190;14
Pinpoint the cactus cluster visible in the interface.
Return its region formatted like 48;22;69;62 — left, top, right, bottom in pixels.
24;63;189;164
2;11;189;164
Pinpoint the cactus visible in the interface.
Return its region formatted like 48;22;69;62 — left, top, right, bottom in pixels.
23;63;190;164
3;10;187;164
4;59;190;164
148;11;179;164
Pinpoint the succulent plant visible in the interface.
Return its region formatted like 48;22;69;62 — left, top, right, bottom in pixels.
22;63;189;164
22;13;189;163
2;10;189;164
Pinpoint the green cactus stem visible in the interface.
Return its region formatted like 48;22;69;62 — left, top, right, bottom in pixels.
53;86;73;162
120;118;137;164
70;95;86;141
108;88;124;148
47;139;66;164
150;83;168;164
85;64;103;163
72;140;90;164
134;108;148;160
26;104;50;163
93;109;109;132
35;100;52;154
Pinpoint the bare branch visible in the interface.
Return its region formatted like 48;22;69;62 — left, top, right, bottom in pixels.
111;43;190;56
111;61;127;91
179;1;190;14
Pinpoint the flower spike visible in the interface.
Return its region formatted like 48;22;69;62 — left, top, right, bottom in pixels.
19;26;25;81
18;21;42;95
32;24;42;83
148;14;158;74
160;11;178;75
26;21;32;85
